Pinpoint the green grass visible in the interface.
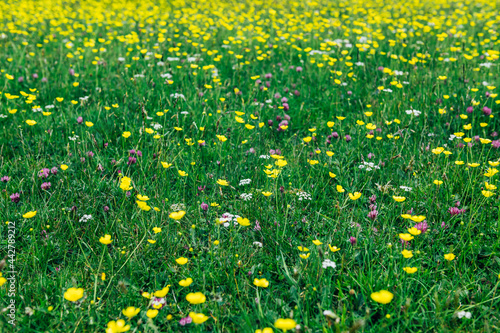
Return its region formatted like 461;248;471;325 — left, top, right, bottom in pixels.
0;0;500;332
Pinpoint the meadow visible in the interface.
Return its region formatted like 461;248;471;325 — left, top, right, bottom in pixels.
0;0;500;331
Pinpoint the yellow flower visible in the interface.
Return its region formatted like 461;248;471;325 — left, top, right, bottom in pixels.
61;164;69;170
485;168;498;177
64;288;84;302
176;257;188;265
217;179;229;186
275;159;287;167
348;192;362;200
408;227;421;236
297;246;309;252
245;124;255;129
253;278;269;288
236;217;251;226
179;278;193;287
56;97;64;102
122;307;140;319
26;120;37;126
393;196;406;202
403;267;418;274
122;131;131;138
146;309;159;318
153;227;162;234
154;285;171;297
327;121;335;127
329;172;336;178
262;191;272;197
370;290;394;304
255;328;274;333
399;234;414;242
455;161;464;165
326;151;334;157
485;182;497;190
186;292;206;304
482;190;495;198
444;253;456;261
99;234;113;245
312;240;323;245
161;162;172;169
274;318;297;332
409;215;426;222
106;319;130;333
433;180;443;186
137;194;149;201
328;245;340;252
216;135;227;142
468;163;480;168
85;121;94;127
189;312;209;324
169;211;186;220
303;136;312;143
401;249;413;258
336;185;345;193
178;170;188;177
299;253;310;259
23;211;37;219
147;240;156;244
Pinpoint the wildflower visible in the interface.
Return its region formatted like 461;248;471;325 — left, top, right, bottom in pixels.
179;278;193;287
186;292;206;304
336;185;345;193
106;319;130;333
403;267;418;274
176;257;188;265
99;235;113;245
255;328;274;333
122;307;140;319
122;131;131;138
217;179;229;186
444;253;456;261
370;290;394;304
169;211;186;220
328;245;340;252
312;240;323;245
349;192;362;200
322;259;336;269
262;191;272;197
253;278;269;288
274;318;297;331
151;297;166;309
457;311;472;319
408;227;421;236
297;246;309;252
23;211;37;219
399;234;414;242
64;288;84;302
10;193;20;203
41;182;51;190
401;250;413;258
179;316;193;326
349;237;357;245
237;217;251;226
299;253;310;259
146;309;159;318
189;312;209;324
393;196;406;202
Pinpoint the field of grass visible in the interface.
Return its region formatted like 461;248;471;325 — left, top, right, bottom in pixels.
1;0;500;331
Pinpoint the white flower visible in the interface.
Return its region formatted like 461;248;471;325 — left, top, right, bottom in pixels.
479;62;493;68
297;191;312;201
118;57;125;62
253;242;263;247
160;73;172;79
400;186;412;192
259;155;270;159
322;259;336;269
405;109;421;116
79;214;93;223
239;179;251;186
170;93;185;100
45;105;55;109
240;193;253;201
457;311;471;319
166;57;180;61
